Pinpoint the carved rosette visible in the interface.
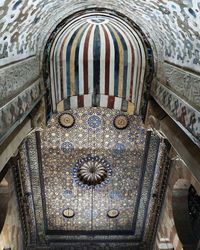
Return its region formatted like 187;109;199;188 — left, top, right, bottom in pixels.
73;155;112;189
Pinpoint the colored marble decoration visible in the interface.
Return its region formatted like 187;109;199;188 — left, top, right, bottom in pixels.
87;115;102;128
114;115;129;129
59;113;75;128
152;81;200;146
49;14;147;114
73;155;112;188
61;141;74;154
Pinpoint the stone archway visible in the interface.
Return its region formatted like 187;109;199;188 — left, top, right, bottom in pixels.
0;177;9;233
172;179;199;250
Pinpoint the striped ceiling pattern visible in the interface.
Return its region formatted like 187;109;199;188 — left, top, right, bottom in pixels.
50;13;147;114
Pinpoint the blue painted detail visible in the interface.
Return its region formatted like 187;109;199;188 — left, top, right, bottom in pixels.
61;141;74;154
188;8;197;18
12;0;22;10
110;191;123;200
112;143;126;156
88;115;101;128
63;190;74;198
34;17;40;24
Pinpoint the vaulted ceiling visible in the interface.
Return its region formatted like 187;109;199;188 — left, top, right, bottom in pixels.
0;0;200;73
0;1;200;249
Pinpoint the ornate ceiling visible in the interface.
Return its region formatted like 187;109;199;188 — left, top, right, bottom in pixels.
0;0;200;72
48;13;148;115
49;12;147;113
16;107;170;249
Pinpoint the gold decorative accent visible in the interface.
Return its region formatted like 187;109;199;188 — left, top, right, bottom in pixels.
63;208;75;218
107;209;119;218
114;115;129;129
59;113;75;128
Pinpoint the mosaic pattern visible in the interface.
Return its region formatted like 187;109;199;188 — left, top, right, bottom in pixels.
0;0;200;74
38;107;163;247
41;108;147;234
88;115;102;128
15;107;169;248
152;81;200;146
0;80;43;143
49;14;147;114
61;141;74;154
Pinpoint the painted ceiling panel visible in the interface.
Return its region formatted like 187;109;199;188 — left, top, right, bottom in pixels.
16;107;169;249
41;108;146;233
0;0;200;72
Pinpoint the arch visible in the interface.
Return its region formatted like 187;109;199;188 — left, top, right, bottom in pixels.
0;178;9;233
43;10;154;119
172;178;199;250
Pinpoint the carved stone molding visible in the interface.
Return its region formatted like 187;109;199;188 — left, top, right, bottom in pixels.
159;63;200;110
0;80;44;144
152;81;200;146
0;56;40;106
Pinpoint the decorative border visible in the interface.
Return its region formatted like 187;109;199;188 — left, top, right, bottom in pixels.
57;94;135;115
162;62;200;109
0;80;44;143
152;81;200;146
0;56;40;104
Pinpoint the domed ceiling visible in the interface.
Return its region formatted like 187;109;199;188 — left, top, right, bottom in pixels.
49;13;148;114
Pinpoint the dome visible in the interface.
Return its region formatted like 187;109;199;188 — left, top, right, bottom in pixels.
49;13;147;114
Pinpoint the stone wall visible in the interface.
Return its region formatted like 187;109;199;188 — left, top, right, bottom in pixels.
0;168;24;250
155;158;200;250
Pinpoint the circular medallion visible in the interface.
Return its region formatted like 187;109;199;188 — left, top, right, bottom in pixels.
112;143;126;156
107;209;119;218
109;191;123;200
61;141;74;154
114;115;129;129
88;115;101;128
63;208;75;218
73;155;112;189
59;113;75;128
63;190;74;199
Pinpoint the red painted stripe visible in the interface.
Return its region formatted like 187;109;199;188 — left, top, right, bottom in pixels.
78;95;84;107
83;25;93;94
129;40;135;101
108;96;115;109
102;25;110;96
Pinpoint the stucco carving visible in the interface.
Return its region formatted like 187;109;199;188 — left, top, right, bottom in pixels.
152;81;200;146
0;56;40;106
161;63;200;109
0;80;43;143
